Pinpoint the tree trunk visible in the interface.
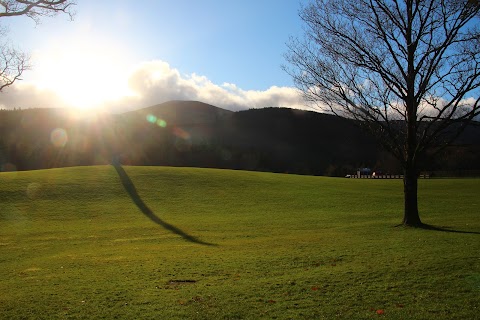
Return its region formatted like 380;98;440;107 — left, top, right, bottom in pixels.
402;3;422;227
402;163;422;226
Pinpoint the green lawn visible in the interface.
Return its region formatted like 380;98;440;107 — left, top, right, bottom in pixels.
0;166;479;319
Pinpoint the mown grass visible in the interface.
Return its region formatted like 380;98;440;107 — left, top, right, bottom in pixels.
0;165;479;319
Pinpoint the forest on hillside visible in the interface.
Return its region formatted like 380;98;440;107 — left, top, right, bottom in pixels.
1;102;479;176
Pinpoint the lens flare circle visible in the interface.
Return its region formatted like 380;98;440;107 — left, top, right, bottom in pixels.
50;128;68;147
26;182;42;200
146;114;167;128
1;162;17;172
146;114;157;123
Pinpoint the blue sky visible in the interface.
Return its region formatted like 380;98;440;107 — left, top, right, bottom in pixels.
0;0;307;112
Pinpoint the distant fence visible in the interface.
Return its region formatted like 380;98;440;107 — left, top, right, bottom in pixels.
350;174;430;179
349;170;480;179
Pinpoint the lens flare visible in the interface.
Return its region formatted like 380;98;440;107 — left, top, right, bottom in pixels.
221;149;232;161
174;137;192;152
146;114;157;123
50;128;68;147
1;163;17;172
172;126;192;152
146;114;167;128
26;182;42;200
172;126;190;140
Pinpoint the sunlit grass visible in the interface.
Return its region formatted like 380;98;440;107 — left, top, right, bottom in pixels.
0;166;479;319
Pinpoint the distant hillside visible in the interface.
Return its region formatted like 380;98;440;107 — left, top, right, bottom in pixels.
124;100;233;126
1;101;479;175
113;103;380;175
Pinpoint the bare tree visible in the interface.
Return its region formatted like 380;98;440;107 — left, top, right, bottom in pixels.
285;0;480;226
0;0;75;91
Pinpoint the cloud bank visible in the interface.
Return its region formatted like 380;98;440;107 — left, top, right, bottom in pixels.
0;60;307;113
0;83;67;110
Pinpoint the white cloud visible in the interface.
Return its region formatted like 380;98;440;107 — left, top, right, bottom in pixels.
417;96;480;120
0;82;68;109
0;59;308;113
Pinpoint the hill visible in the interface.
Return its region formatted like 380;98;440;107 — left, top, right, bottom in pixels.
1;101;479;175
0;165;479;318
123;100;233;126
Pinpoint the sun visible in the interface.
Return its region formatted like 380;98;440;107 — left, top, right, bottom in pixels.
31;39;132;111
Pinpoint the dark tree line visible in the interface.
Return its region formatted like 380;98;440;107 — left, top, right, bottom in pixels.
1;105;479;177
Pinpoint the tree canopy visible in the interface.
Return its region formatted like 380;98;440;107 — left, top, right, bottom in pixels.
285;0;480;226
0;0;75;91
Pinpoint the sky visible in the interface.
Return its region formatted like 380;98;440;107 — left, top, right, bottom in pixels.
0;0;308;113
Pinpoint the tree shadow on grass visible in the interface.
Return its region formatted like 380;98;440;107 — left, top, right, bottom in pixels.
419;224;480;235
395;223;480;235
112;163;216;246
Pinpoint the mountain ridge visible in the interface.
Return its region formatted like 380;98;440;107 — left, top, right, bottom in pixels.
1;100;479;175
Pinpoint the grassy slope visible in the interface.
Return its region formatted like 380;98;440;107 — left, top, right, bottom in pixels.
0;166;479;319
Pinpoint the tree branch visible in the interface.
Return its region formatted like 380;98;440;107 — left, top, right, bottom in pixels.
0;0;75;22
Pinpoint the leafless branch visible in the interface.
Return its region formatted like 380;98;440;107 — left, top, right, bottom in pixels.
0;43;30;91
0;0;75;91
285;0;480;168
0;0;75;22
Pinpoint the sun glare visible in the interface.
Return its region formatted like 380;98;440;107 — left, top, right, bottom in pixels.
31;40;132;111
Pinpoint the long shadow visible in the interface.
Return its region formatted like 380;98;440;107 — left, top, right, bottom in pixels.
112;163;216;246
420;224;480;235
395;223;480;235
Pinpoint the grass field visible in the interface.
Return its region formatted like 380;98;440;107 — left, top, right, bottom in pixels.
0;165;479;319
